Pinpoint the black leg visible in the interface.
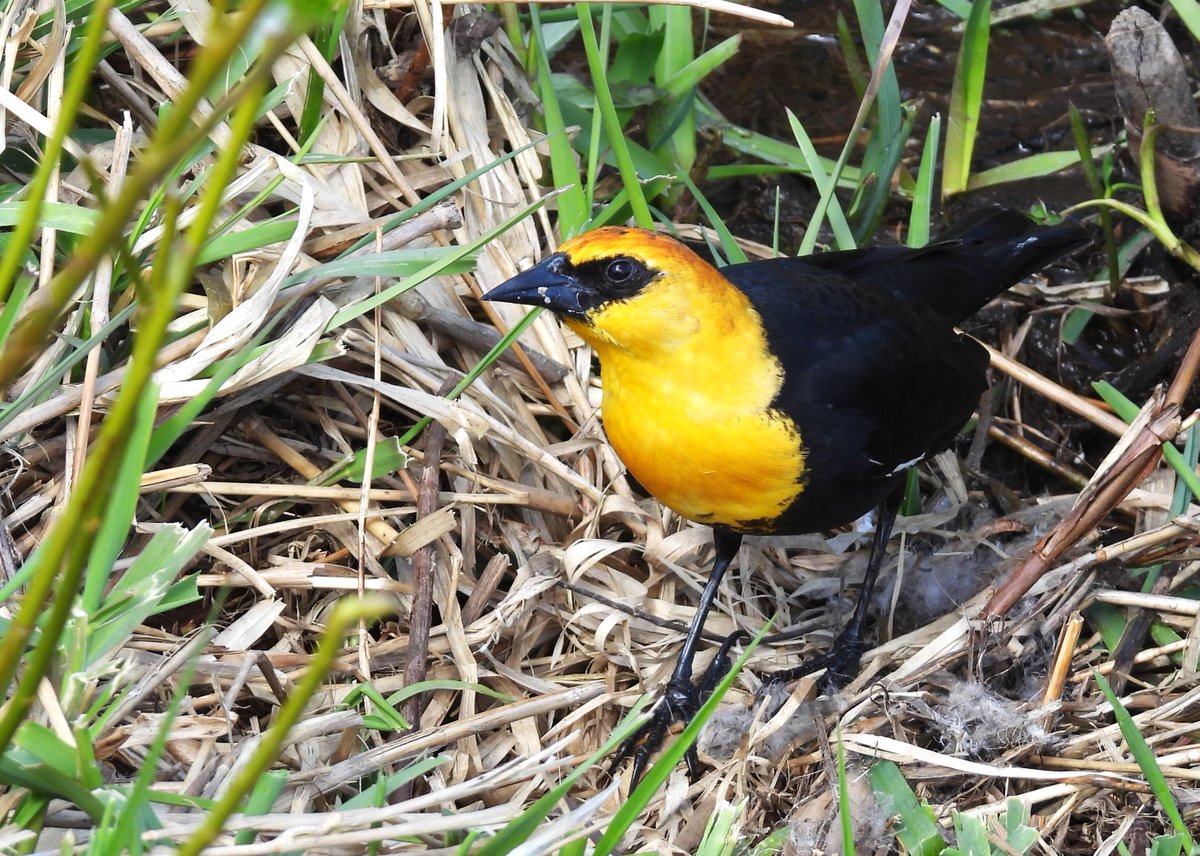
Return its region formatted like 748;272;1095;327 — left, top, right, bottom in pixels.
668;528;743;688
696;627;750;701
612;528;743;782
766;487;903;690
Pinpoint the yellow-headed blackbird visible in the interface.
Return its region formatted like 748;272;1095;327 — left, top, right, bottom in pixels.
484;209;1091;776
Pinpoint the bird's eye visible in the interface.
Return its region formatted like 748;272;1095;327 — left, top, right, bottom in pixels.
605;258;635;283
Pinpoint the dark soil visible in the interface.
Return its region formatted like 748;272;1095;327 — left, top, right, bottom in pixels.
703;0;1127;241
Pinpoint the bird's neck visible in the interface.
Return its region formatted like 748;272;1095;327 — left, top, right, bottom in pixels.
566;282;785;415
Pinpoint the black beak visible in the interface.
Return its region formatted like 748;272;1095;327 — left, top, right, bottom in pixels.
482;253;592;317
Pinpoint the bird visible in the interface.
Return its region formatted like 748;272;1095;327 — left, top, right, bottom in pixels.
482;209;1091;778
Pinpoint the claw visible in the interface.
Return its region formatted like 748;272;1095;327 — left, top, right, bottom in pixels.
758;626;867;698
610;677;701;785
820;633;866;691
697;630;749;700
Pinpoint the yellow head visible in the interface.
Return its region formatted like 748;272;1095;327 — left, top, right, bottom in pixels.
483;226;755;361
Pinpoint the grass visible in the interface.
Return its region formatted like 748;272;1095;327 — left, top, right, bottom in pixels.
1;0;1199;852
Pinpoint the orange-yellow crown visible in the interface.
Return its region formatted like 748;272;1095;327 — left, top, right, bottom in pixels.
556;226;702;271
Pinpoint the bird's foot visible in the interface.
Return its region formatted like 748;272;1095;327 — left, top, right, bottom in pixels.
760;629;866;696
611;631;748;784
611;677;702;784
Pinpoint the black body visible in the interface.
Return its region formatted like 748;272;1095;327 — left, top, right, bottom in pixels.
724;210;1091;534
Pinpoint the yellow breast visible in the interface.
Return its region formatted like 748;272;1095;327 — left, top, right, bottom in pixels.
601;366;805;528
564;270;807;531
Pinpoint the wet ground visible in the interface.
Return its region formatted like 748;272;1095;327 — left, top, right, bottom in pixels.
702;0;1129;242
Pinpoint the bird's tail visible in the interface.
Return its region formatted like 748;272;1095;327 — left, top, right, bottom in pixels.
810;209;1093;324
901;209;1093;323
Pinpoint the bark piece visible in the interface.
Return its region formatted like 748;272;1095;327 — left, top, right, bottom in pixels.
1106;7;1200;231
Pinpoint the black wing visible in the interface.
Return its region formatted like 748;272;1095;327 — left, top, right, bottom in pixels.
726;210;1091;326
727;264;989;533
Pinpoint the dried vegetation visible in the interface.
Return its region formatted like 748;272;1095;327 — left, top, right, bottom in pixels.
1;0;1199;853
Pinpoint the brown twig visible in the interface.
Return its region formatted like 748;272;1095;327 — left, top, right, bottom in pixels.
240;415;404;551
393;30;438;106
461;552;510;626
1041;611;1085;729
983;326;1200;618
985;343;1128;437
987;422;1090;489
402;379;455;730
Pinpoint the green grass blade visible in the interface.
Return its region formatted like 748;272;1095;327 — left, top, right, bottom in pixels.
470;698;653;856
788;111;855;252
395;295;544;449
999;798;1040;853
943;0;991;198
854;0;901;127
836;11;868;100
936;0;973;15
854;104;916;243
298;4;349;142
795;0;910;250
0;200;101;233
577;2;652;228
850;0;905;241
1149;833;1187;856
1094;672;1195;849
84;524;207;665
1085;601;1128;652
0;742;106;819
317;438;409;485
660;35;739;100
235;771;288;845
199;218;302;265
869;760;945;856
593;625;767;855
748;825;791;855
908;114;941;248
329;194;546;329
949;810;990;855
1069;104;1119;296
967;148;1107;191
678;173;747;263
0;0;116;305
648;4;696;185
1171;423;1199;513
700;100;862;186
529;6;589;234
1167;0;1200;42
836;727;854;855
695;799;746;856
340;758;448;810
81;377;158;613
